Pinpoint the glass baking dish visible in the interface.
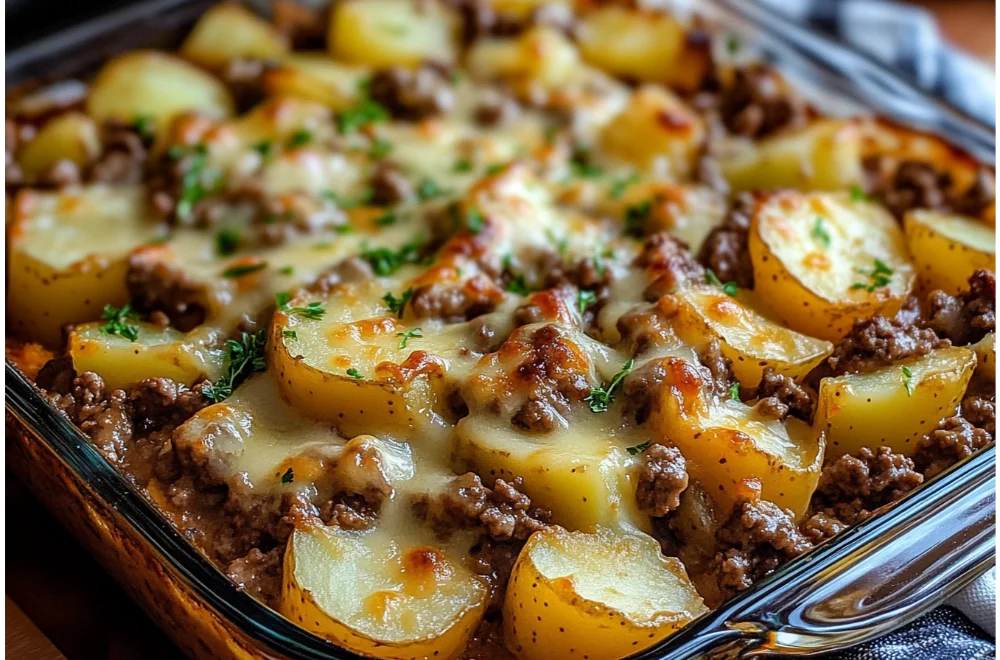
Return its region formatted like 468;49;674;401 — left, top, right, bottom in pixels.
5;0;996;657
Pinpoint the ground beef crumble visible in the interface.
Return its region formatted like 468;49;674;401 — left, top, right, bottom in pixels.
923;270;996;346
825;315;949;376
635;444;689;517
752;367;815;422
697;192;755;289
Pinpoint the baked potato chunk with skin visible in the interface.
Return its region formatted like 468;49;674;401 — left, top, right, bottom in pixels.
180;3;289;69
466;26;583;94
647;356;823;519
971;333;995;383
7;185;164;345
17;112;101;181
503;526;707;660
576;6;710;92
749;191;915;340
673;285;833;387
600;85;705;179
329;0;459;68
69;323;226;391
816;346;977;458
903;209;996;294
262;54;370;110
283;521;487;660
718;119;864;192
86;50;235;130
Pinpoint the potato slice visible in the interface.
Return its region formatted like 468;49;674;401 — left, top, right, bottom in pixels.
718;119;863;192
329;0;458;68
903;209;996;294
180;3;288;69
576;6;709;91
503;526;707;660
7;185;163;345
466;26;582;93
17;112;100;181
749;191;915;340
86;50;234;130
453;416;648;532
600;85;704;179
69;323;225;390
648;357;823;519
673;285;833;386
262;54;369;110
816;346;977;458
283;522;487;659
971;332;995;383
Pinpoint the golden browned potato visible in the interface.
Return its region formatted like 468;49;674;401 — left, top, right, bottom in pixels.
971;332;995;383
329;0;459;68
86;50;235;130
576;6;710;91
69;323;225;390
815;346;977;458
180;3;289;69
749;191;915;340
647;356;824;519
600;182;726;252
262;54;369;110
17;112;100;181
466;26;582;94
503;526;707;660
718;119;864;192
903;209;995;294
7;185;163;345
283;522;487;659
600;85;705;179
673;285;833;386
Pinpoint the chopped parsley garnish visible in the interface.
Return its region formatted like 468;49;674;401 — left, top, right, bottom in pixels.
280;467;295;484
624;200;652;237
337;98;390;134
323;188;375;209
275;292;326;320
729;382;741;401
586;359;634;413
706;269;739;297
484;163;506;176
368;136;393;158
901;366;916;396
609;173;640;200
346;367;364;380
416;177;447;201
851;259;894;293
286;129;313;149
169;143;222;223
133;114;155;143
361;239;428;276
215;227;241;256
570;148;603;179
374;212;397;227
222;262;267;279
383;288;415;319
397;328;423;349
543;125;559;145
451;203;485;234
253;140;274;159
282;330;298;341
811;216;832;249
100;303;140;342
726;33;741;54
450;71;464;85
505;274;533;296
278;265;295;275
850;185;868;202
453;159;474;173
577;289;598;313
204;329;268;403
313;241;334;249
545;229;568;256
593;247;614;277
626;442;650;456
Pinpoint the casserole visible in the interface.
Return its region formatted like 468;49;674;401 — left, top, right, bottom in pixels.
5;0;996;658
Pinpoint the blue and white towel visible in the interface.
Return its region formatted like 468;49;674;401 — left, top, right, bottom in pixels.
754;1;996;658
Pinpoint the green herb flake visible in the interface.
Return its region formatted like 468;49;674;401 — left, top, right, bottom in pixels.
484;163;506;176
586;359;634;413
626;441;650;456
505;275;533;296
100;303;141;342
374;212;397;227
222;262;267;279
204;329;268;403
368;136;393;159
397;327;423;349
337;98;390;134
170;143;222;223
253;140;274;159
416;177;447;201
346;367;364;380
811;216;832;249
464;206;486;234
725;33;741;54
286;128;314;149
851;258;894;293
275;292;326;320
282;329;298;341
323;188;375;209
383;288;415;319
577;289;598;313
361;239;428;276
706;269;739;297
850;185;868;202
453;159;474;173
609;173;640;200
545;229;568;257
280;467;294;484
278;266;294;275
729;382;741;402
901;366;916;396
215;227;241;256
624;200;652;237
133;114;155;142
570;148;603;179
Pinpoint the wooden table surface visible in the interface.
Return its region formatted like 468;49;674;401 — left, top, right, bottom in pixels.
5;3;995;659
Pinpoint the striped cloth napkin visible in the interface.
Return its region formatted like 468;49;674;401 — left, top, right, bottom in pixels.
753;1;996;658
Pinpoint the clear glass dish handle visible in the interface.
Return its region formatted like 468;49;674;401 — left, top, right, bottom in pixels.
635;447;996;659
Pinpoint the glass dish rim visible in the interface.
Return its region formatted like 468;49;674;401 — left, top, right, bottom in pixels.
5;0;996;657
